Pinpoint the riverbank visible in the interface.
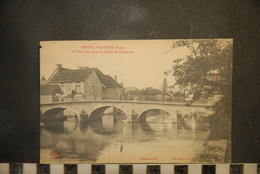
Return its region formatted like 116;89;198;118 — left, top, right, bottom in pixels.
193;139;230;163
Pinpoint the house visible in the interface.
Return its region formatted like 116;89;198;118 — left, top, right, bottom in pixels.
40;84;63;104
47;64;123;100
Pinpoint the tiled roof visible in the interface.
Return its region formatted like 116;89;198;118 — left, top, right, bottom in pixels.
50;67;122;88
94;68;122;88
50;67;93;83
40;84;63;95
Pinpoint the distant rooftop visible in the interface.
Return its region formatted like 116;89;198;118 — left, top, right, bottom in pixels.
125;87;139;91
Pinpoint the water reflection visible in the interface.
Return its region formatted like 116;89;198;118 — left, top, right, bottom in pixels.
40;111;209;163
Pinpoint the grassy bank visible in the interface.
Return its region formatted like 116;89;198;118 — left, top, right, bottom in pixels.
193;139;230;163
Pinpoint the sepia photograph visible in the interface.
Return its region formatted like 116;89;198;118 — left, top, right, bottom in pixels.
40;39;232;163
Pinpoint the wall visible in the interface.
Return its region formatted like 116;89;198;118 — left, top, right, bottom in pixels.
83;71;103;100
103;88;116;99
60;83;73;95
58;82;84;96
116;88;124;100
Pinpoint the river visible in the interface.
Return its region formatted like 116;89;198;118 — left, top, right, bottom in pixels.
40;111;209;163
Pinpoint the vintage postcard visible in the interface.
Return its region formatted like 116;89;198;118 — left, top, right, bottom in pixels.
40;39;232;163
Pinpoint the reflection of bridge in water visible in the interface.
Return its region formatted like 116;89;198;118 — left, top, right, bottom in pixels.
40;100;214;124
41;118;209;163
40;100;213;162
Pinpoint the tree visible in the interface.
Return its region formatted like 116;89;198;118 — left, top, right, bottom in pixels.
167;39;232;140
140;87;162;96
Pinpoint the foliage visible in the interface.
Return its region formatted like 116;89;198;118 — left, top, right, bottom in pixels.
168;39;232;140
167;39;232;101
139;87;162;96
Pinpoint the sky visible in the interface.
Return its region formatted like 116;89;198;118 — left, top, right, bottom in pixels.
40;40;193;89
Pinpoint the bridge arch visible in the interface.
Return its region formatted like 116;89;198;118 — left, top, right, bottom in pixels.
139;109;171;122
89;105;128;121
138;108;178;123
183;111;209;119
182;111;210;130
41;106;81;121
42;107;66;116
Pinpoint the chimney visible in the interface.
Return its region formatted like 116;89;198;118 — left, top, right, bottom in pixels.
114;75;117;82
57;64;62;71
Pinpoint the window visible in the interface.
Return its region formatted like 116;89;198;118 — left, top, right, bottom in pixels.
75;84;81;93
60;84;65;93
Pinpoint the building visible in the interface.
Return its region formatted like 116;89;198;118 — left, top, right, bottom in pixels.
40;84;63;104
46;64;123;100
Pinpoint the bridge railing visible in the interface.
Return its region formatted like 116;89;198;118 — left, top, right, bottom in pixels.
40;98;213;107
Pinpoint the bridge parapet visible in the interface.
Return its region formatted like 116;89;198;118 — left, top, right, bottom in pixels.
41;100;213;107
40;100;214;122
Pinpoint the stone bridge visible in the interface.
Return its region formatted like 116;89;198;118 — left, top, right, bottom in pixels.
40;100;214;122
